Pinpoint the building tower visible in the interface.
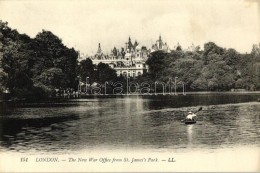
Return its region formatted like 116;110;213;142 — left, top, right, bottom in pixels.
128;37;133;51
158;35;163;49
97;43;102;54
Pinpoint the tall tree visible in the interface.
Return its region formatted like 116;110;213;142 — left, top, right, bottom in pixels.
96;62;117;84
32;30;78;90
146;50;168;80
78;58;95;84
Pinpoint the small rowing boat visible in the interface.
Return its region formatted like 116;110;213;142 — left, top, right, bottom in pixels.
184;119;196;124
182;107;202;125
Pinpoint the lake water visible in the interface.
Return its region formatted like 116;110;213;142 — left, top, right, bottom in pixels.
0;93;260;154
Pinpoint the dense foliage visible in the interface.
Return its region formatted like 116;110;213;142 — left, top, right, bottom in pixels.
144;42;260;91
0;21;79;100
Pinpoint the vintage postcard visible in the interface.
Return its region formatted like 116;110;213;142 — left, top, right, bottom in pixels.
0;0;259;172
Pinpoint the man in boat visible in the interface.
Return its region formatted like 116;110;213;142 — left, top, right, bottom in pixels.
186;112;196;121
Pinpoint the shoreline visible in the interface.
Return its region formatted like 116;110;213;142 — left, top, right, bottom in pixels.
0;92;260;105
2;90;260;102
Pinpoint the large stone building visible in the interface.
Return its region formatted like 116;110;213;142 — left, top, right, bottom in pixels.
88;36;169;77
90;37;149;77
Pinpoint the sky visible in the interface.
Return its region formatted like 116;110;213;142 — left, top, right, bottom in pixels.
0;0;259;55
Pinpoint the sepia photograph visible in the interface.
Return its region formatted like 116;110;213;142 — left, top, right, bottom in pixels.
0;0;259;172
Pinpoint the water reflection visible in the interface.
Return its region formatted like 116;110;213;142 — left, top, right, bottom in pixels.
0;93;260;153
187;125;194;148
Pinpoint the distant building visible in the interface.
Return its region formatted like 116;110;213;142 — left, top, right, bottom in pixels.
151;35;170;53
90;37;149;77
86;35;171;77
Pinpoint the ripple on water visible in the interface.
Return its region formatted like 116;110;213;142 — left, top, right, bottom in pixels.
0;99;260;153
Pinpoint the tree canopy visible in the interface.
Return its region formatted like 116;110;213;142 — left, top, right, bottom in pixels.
0;21;78;100
144;42;260;91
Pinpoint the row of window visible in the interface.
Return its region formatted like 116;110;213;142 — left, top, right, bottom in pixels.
118;71;142;77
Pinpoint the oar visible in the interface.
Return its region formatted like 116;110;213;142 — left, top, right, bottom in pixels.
194;107;203;114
